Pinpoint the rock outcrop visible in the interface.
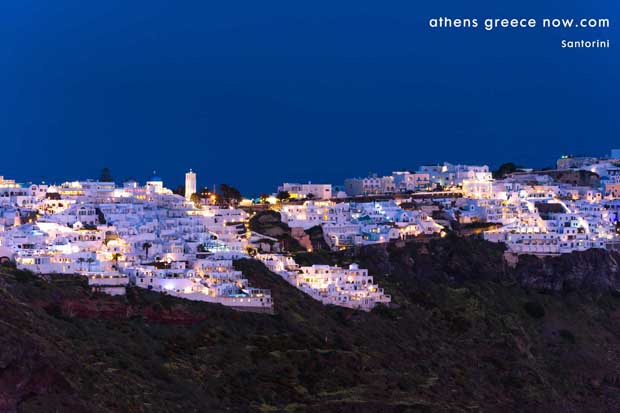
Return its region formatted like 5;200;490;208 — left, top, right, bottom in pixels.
514;248;620;292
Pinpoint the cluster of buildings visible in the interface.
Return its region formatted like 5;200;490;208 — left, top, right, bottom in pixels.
452;151;620;255
0;171;398;312
256;254;391;311
272;150;620;257
3;150;620;312
0;173;272;312
343;163;491;196
278;199;443;249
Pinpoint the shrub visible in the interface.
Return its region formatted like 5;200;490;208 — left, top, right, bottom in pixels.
372;303;398;320
44;302;64;318
523;301;545;319
559;329;576;344
13;269;37;283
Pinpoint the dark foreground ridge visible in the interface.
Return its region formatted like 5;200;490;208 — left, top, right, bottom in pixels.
2;236;620;412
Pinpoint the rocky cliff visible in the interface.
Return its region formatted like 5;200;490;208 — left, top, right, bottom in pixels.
513;248;620;292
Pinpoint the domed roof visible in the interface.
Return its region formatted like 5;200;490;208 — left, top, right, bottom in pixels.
148;171;162;182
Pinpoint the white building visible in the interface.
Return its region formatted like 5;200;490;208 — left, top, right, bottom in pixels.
256;254;390;311
392;171;431;192
419;163;491;187
146;173;165;194
294;264;391;311
344;174;395;196
280;200;351;229
185;169;197;201
277;182;332;200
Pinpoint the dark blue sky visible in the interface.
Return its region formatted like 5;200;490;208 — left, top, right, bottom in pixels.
1;1;617;195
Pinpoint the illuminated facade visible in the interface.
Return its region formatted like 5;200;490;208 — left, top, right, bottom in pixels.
185;169;196;201
277;182;332;199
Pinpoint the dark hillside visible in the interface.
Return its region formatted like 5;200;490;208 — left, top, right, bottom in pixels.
2;237;620;412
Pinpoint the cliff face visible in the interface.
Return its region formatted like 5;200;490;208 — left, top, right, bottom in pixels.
304;236;620;293
542;169;601;188
513;249;620;292
2;238;620;412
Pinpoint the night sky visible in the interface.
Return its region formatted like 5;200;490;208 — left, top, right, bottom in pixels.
1;1;617;195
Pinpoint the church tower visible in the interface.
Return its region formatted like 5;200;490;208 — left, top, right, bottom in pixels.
185;169;197;201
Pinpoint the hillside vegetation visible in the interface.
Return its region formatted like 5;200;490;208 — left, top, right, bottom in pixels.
2;237;620;412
